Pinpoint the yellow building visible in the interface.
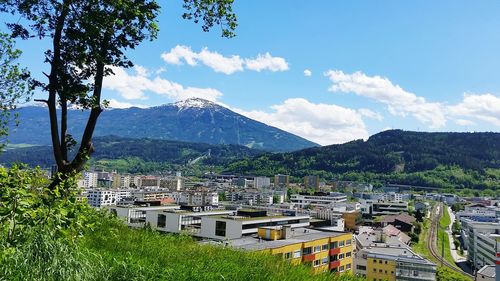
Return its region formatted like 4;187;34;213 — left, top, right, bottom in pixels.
356;246;436;281
232;226;353;274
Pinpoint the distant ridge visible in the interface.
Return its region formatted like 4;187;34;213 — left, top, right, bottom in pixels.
9;98;319;152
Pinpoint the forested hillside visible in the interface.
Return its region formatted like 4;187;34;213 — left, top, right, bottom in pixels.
0;136;263;173
226;130;500;189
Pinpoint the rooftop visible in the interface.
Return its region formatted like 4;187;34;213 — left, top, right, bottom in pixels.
230;228;349;251
478;265;496;277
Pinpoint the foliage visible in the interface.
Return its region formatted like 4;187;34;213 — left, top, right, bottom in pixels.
415;209;424;222
0;165;94;247
0;33;32;148
435;267;470;281
451;203;465;212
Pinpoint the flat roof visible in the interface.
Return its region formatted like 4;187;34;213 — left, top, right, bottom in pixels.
363;246;435;266
230;228;349;251
478;265;496;277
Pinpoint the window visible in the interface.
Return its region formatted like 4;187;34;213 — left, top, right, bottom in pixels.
384;261;387;264
157;214;166;228
293;250;301;258
346;252;351;258
314;246;321;253
284;252;292;259
373;269;376;273
339;253;345;260
339;265;345;272
339;240;345;247
313;260;321;267
215;221;226;237
322;244;328;251
331;241;338;248
356;265;366;270
379;260;382;264
331;254;338;261
379;269;382;273
346;239;352;246
303;247;312;255
321;257;328;265
346;263;351;270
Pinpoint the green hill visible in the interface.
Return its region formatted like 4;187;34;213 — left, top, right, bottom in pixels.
225;130;500;190
0;135;263;173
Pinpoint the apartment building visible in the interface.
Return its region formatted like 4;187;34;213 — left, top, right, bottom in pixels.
460;218;500;269
355;246;436;281
291;192;347;209
230;226;354;274
200;209;310;240
83;171;98;188
254;176;271;189
274;174;290;187
361;200;408;216
304;175;320;190
87;189;117;207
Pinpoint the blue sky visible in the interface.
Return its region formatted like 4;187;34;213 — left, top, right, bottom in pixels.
8;0;500;145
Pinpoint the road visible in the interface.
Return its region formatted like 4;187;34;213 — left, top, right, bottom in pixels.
427;203;474;279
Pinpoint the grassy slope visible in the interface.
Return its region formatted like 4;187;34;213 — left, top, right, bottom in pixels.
81;219;364;281
436;206;456;267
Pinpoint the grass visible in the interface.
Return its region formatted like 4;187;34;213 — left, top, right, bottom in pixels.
411;218;434;261
78;218;364;281
2;217;366;281
436;205;456;268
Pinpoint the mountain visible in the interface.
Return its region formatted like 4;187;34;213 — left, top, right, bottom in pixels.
8;98;318;152
225;130;500;189
0;135;263;173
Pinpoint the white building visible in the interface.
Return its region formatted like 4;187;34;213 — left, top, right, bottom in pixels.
253;177;271;189
460;218;500;269
290;192;347;208
83;171;98;188
87;189;117;207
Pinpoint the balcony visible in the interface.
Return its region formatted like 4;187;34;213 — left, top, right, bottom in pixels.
329;248;340;255
303;254;315;262
329;260;340;269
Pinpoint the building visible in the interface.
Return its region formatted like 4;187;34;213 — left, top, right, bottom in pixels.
379;213;416;232
291;192;347;209
139;176;160;188
87;189;117;207
460;218;500;269
254;176;271;189
362;200;408;216
274;174;290;187
83;171;98;188
230;227;354;274
476;265;495;281
200;209;310;240
355;246;436;281
304;176;320;190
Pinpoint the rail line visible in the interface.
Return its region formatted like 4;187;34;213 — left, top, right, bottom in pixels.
426;203;474;279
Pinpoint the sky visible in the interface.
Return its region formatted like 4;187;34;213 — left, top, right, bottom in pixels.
7;0;500;145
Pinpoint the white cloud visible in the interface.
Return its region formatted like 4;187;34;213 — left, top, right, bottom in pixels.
325;70;446;128
107;99;147;109
103;66;223;102
455;119;476;126
160;45;197;66
358;108;383;121
303;69;312;77
161;45;289;74
447;93;500;126
244;52;289;72
232;98;368;145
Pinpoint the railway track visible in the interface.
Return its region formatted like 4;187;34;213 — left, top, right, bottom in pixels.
426;203;474;279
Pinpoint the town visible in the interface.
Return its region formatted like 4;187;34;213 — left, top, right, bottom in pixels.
75;168;499;280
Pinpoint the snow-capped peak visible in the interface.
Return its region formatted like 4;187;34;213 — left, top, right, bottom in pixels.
173;98;219;110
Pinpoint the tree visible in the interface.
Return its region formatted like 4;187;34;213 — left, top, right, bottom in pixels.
1;0;237;188
0;32;32;147
415;209;424;222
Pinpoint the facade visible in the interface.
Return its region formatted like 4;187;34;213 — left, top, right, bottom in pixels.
87;189;117;207
254;177;271;189
200;212;310;240
355;246;436;281
274;174;290;187
230;227;354;274
460;218;500;269
304;176;320;190
83;171;98;188
362;200;408;216
291;192;348;209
